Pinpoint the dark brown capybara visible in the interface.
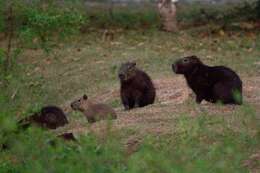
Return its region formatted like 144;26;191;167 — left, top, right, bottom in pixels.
18;106;69;130
70;94;117;123
172;55;242;104
118;62;156;110
2;107;73;151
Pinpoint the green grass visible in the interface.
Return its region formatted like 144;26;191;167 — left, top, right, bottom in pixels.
0;103;259;173
128;117;258;173
1;1;260;172
1;25;260;172
177;1;257;27
13;29;260;105
83;2;160;30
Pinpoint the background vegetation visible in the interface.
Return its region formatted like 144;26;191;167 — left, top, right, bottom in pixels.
0;0;259;172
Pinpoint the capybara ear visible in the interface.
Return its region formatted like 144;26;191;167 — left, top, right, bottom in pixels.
190;55;198;58
83;94;88;100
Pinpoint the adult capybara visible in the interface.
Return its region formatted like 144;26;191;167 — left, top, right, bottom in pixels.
18;106;69;130
70;94;117;123
172;55;242;104
118;62;156;110
1;107;72;151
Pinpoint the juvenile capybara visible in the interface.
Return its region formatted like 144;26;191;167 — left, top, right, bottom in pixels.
18;106;69;130
172;55;242;104
118;62;156;110
70;94;117;123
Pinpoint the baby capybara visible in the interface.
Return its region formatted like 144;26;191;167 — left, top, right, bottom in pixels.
70;94;117;123
172;55;242;104
18;106;69;130
118;62;156;110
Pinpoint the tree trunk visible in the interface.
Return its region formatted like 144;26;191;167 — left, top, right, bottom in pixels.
108;0;114;20
157;0;178;32
257;0;260;18
5;4;14;71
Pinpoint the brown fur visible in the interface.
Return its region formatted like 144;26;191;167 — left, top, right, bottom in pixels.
71;94;117;123
118;62;156;110
18;106;68;130
172;55;243;104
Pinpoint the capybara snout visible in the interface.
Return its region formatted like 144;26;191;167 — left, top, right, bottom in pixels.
172;63;177;73
70;100;80;110
118;73;125;81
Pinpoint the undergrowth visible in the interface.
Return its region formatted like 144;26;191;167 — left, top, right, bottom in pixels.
0;102;258;173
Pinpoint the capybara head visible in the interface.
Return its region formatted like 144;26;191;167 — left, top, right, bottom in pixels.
172;55;202;74
118;62;137;81
71;94;89;112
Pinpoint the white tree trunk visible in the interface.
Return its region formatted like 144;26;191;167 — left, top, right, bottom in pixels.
157;0;178;32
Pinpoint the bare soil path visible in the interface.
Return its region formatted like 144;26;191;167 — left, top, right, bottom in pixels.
60;76;260;137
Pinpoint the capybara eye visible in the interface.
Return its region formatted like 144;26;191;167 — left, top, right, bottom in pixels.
183;59;189;63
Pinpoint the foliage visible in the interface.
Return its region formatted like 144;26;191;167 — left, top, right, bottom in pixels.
256;0;260;18
127;110;259;173
18;2;86;48
0;103;258;173
0;0;88;70
0;127;125;173
178;1;258;28
87;8;160;30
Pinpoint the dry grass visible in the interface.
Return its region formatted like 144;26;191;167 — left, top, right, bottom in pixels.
14;30;259;135
54;75;260;140
5;30;259;172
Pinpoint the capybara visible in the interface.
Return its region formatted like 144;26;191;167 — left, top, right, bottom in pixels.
18;106;69;130
118;62;156;110
172;55;242;104
70;94;117;123
2;107;72;151
1;106;74;151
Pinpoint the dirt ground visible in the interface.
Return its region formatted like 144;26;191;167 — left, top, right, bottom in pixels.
60;75;260;136
54;75;260;172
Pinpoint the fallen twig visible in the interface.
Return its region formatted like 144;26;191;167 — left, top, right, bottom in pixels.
11;88;18;100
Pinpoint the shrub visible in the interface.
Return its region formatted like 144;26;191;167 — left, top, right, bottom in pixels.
86;5;160;30
0;0;88;70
